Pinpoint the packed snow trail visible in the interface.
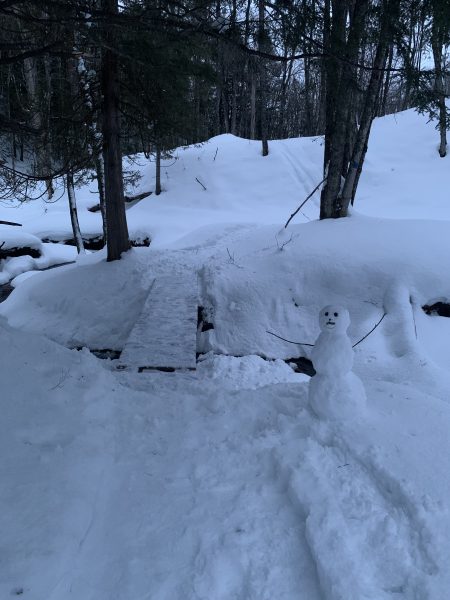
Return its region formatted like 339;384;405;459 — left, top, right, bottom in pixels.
57;370;323;600
3;326;450;599
57;363;450;600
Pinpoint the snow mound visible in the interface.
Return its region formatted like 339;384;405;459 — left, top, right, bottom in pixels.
0;250;150;348
197;352;308;389
0;227;42;251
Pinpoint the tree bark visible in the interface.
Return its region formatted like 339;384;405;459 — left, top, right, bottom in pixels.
431;17;447;157
101;0;130;261
95;155;107;244
379;43;394;116
23;54;54;199
320;0;374;219
317;0;331;136
323;0;400;217
341;26;391;210
67;171;85;254
155;144;161;195
76;53;107;245
250;66;256;139
258;0;269;156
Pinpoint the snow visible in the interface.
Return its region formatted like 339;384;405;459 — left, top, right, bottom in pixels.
1;250;149;349
0;228;77;284
2;107;450;599
0;227;42;251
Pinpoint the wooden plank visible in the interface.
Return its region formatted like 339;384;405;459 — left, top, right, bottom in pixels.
119;272;198;370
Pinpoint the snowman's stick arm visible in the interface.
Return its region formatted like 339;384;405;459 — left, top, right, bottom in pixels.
266;330;314;347
352;312;387;348
267;311;387;349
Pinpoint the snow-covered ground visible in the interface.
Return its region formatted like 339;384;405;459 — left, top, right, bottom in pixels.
1;108;450;599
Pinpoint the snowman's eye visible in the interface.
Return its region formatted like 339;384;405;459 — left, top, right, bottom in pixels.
324;312;329;316
334;312;338;317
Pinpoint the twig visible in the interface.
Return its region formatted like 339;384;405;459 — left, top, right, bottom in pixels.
195;177;207;191
226;247;243;268
266;330;314;347
410;297;417;339
0;220;22;227
352;313;386;348
213;147;219;161
50;367;70;390
268;312;387;349
284;177;326;228
276;233;293;251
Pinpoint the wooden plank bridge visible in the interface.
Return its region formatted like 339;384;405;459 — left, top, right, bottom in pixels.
118;271;198;372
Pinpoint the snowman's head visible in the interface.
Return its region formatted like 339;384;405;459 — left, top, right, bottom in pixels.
319;305;350;334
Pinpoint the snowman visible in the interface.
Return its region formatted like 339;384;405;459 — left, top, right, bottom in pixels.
308;305;366;420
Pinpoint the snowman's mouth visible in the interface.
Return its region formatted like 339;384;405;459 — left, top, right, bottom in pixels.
326;320;336;328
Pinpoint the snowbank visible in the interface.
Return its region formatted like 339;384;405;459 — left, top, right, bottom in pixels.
3;213;450;379
0;250;150;348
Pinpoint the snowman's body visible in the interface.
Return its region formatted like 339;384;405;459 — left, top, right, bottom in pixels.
308;305;366;420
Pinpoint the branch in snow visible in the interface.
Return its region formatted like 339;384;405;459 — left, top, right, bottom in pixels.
195;177;207;191
276;233;293;251
226;247;243;269
284;177;326;229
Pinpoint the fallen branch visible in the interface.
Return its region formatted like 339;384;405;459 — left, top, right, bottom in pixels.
88;190;152;213
276;233;294;251
0;219;22;227
284;177;326;228
226;247;243;268
195;177;207;191
124;190;152;203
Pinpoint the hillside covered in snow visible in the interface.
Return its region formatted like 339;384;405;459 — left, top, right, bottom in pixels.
2;107;450;600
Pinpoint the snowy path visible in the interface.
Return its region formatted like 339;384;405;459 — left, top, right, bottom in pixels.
56;372;323;600
277;432;438;599
38;367;450;599
3;339;450;599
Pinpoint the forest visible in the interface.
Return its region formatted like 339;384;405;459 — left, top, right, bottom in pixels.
0;0;449;260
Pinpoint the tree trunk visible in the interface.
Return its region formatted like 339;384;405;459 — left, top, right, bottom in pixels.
95;155;107;243
320;0;371;219
23;55;54;199
230;78;238;135
222;89;230;133
317;0;331;135
101;0;130;261
258;0;269;156
76;54;107;245
250;66;256;139
67;171;85;254
341;41;389;209
431;21;447;157
322;0;399;218
320;0;358;218
379;43;393;116
155;145;161;195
